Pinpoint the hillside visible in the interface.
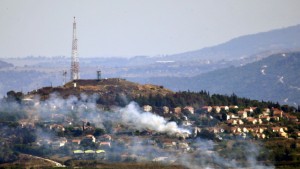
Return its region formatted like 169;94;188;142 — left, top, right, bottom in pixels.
0;60;13;69
164;24;300;61
141;52;300;105
2;77;300;168
0;70;48;97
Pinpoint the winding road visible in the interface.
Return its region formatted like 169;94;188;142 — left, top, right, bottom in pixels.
26;154;66;167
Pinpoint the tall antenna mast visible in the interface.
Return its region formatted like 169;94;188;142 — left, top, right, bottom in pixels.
70;17;80;80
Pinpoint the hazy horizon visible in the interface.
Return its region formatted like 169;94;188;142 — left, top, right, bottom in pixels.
1;0;300;58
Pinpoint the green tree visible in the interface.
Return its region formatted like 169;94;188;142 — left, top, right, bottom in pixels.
198;129;215;140
94;128;106;137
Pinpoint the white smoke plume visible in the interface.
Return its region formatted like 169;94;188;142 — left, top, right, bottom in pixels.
118;102;190;135
24;94;189;136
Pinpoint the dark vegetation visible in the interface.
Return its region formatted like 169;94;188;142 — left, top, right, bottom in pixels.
64;161;186;169
134;91;280;109
0;84;300;168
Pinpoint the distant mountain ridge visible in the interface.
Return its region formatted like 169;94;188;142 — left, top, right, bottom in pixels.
163;24;300;61
0;60;13;69
141;52;300;105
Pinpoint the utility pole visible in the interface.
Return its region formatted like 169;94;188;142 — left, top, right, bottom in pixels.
62;70;67;85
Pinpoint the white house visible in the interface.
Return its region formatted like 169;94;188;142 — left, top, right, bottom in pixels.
143;105;152;112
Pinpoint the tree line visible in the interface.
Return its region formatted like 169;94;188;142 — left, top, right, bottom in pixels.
132;90;286;110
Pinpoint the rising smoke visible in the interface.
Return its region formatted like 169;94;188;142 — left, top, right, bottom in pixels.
0;93;274;169
17;93;189;136
119;102;190;135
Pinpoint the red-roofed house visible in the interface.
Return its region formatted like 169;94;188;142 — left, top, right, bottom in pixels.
244;108;254;113
173;107;182;114
213;106;221;113
227;112;239;119
184;106;194;114
84;135;96;143
99;142;111;148
273;109;283;118
260;116;270;122
284;114;298;122
238;111;247;119
202;106;212;113
255;133;266;139
229;105;239;109
72;139;81;145
220;106;229;111
99;134;112;141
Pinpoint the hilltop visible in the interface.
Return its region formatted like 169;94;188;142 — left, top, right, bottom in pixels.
30;78;173;105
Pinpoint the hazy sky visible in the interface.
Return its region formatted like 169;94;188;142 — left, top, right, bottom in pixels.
1;0;300;58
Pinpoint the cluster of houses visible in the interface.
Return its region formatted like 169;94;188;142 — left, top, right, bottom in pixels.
223;107;298;139
161;140;190;152
34;133;112;159
143;104;300;139
73;149;105;159
13;100;299;163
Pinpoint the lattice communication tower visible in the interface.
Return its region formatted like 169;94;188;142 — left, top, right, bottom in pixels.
70;17;80;80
